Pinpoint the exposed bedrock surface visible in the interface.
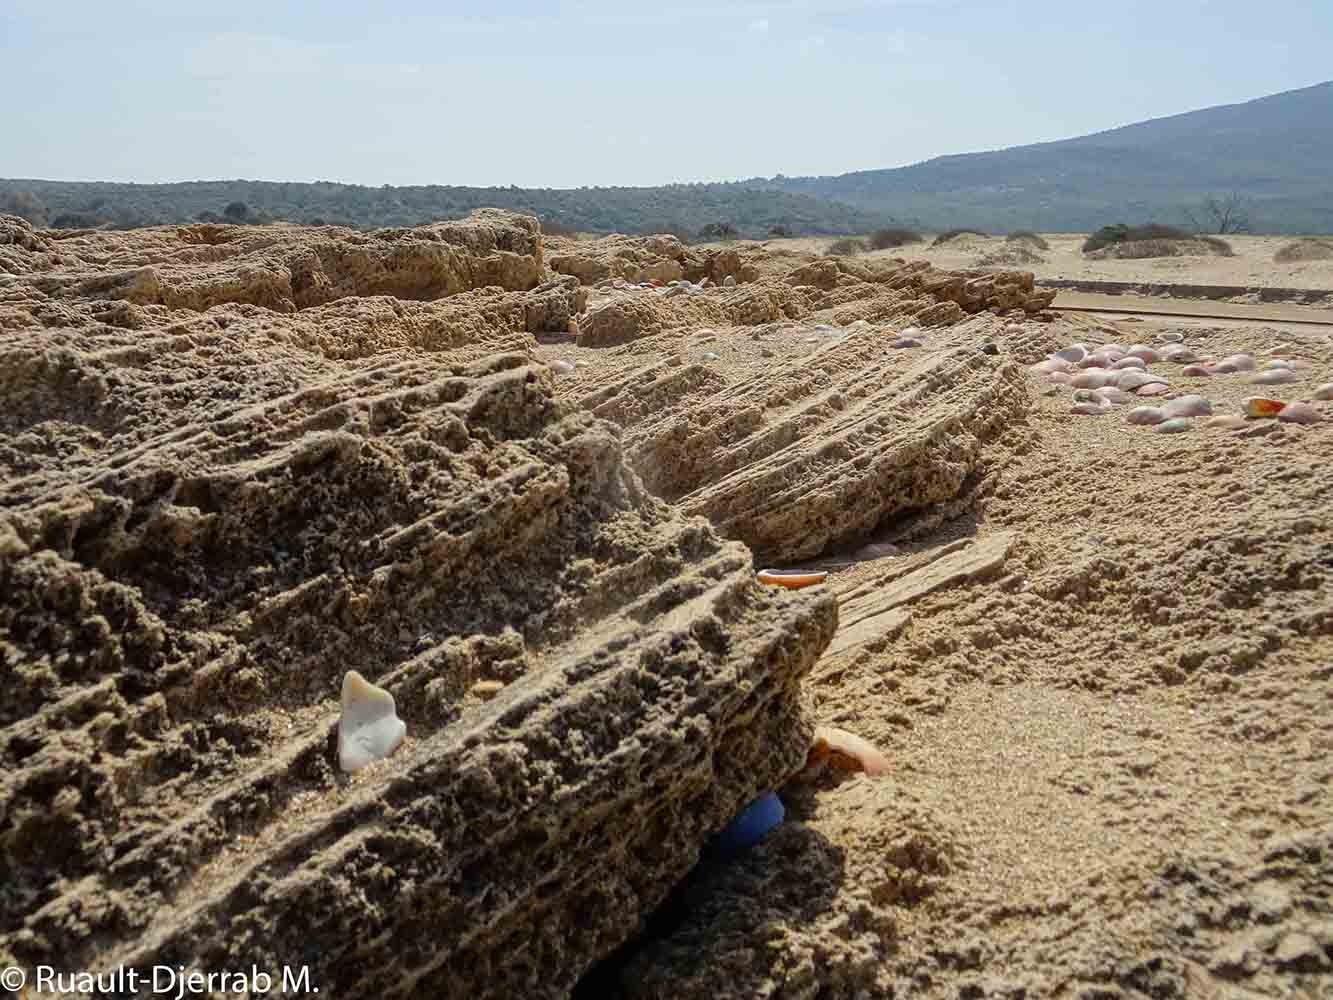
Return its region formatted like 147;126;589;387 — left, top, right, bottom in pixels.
0;212;836;998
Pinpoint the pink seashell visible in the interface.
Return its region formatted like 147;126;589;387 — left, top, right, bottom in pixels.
1278;402;1320;425
1181;365;1212;376
1163;394;1213;419
1313;384;1333;401
1163;347;1198;364
1047;371;1072;384
1127;344;1162;363
810;726;891;776
1112;357;1147;371
1222;354;1257;371
1206;363;1239;375
1117;371;1168;391
1137;383;1171;397
1203;415;1247;430
1069;370;1112;389
1127;406;1166;425
1249;369;1299;386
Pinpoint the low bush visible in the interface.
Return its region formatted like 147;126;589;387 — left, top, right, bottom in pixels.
868;227;923;250
1082;223;1191;253
931;228;988;246
825;238;867;257
1006;231;1050;250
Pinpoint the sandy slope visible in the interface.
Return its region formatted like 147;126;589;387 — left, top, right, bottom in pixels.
751;234;1333;294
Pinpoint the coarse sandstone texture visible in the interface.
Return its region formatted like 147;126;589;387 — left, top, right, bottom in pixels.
564;315;1029;563
546;234;756;288
0;215;838;999
9;209;546;313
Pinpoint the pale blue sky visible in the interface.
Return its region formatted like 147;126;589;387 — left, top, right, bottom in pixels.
2;0;1328;187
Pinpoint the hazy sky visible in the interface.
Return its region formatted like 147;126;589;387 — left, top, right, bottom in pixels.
3;0;1328;188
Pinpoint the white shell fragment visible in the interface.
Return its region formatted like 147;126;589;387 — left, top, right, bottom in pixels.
339;670;407;773
1314;384;1333;401
1054;344;1088;363
1162;394;1213;419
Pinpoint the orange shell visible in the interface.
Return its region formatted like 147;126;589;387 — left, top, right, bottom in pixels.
1242;396;1285;418
757;569;828;590
809;726;891;776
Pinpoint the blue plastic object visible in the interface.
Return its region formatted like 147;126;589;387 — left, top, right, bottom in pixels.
710;792;785;860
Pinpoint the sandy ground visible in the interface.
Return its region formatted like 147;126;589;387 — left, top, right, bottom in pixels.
5;212;1332;998
544;301;1333;996
738;233;1333;293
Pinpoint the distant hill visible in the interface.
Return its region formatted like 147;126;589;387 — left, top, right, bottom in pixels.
0;177;881;240
753;80;1333;234
3;81;1330;238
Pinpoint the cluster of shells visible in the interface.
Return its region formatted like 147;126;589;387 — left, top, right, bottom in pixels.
1030;334;1330;433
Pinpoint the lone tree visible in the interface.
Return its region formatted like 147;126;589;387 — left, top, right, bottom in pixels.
698;222;738;242
1184;193;1253;235
223;201;251;223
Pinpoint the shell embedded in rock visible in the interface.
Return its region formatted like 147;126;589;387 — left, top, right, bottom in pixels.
1314;384;1333;401
338;670;408;774
1054;344;1088;363
1155;417;1193;434
1278;402;1321;425
1137;383;1171;397
1162;394;1213;419
1127;344;1161;363
1112;357;1147;371
1249;368;1299;385
1127;406;1166;425
757;569;828;590
809;726;891;776
1243;396;1285;418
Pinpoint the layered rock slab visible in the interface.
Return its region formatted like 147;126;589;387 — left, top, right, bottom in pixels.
566;318;1029;563
0;231;836;997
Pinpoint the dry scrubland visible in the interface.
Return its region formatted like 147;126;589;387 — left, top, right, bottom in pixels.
2;212;1331;999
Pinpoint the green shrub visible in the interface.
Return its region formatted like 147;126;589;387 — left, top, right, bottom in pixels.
931;228;988;246
868;227;923;250
1006;231;1050;250
825;238;867;257
1082;223;1191;253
